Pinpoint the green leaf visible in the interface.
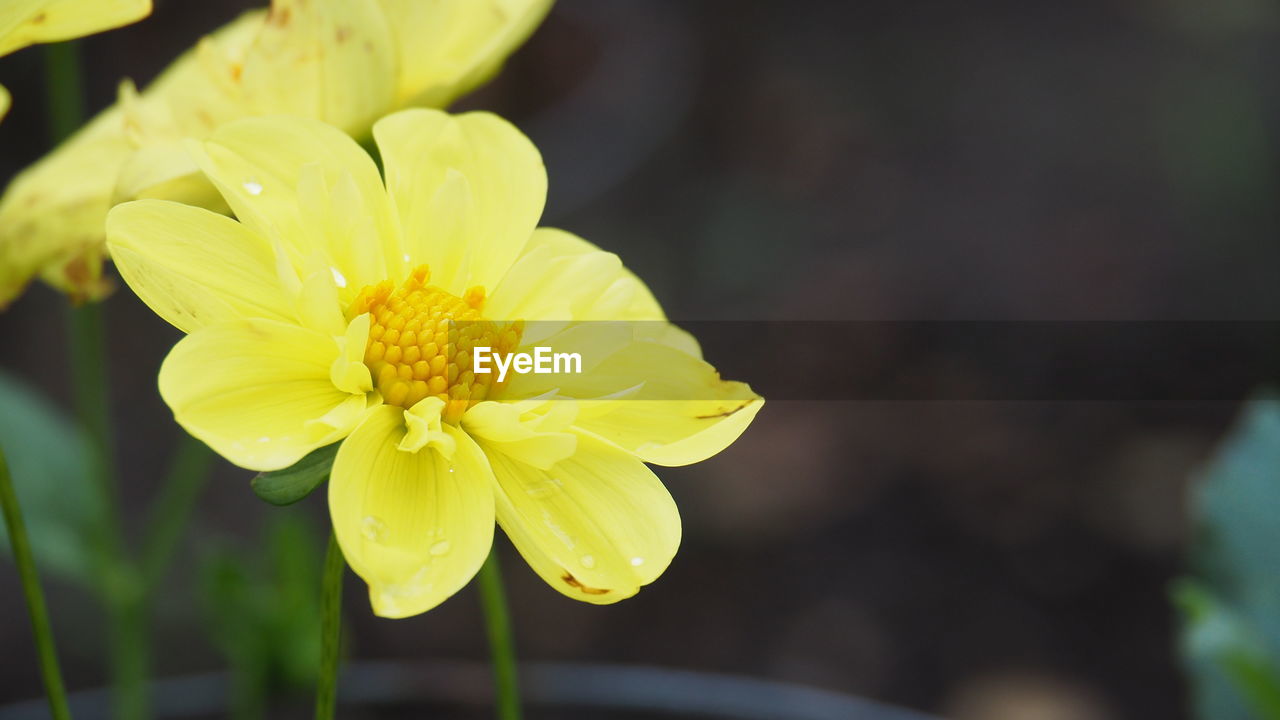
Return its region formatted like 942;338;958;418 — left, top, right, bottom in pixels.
1179;392;1280;720
1177;580;1280;720
200;512;324;707
250;443;340;506
0;367;99;585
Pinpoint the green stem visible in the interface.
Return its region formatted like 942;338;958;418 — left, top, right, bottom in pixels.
315;532;345;720
69;284;149;720
140;436;215;589
42;42;84;142
46;43;149;720
0;450;73;720
477;547;522;720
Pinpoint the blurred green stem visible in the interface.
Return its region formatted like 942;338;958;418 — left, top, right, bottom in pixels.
43;41;84;140
315;532;344;720
478;547;522;720
141;437;215;589
46;42;148;720
0;450;73;720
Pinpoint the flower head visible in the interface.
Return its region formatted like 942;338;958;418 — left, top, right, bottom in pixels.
106;110;763;617
0;0;152;119
0;0;551;306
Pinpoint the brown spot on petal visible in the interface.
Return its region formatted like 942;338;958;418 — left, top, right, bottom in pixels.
695;401;752;420
31;12;46;24
335;26;352;43
268;5;291;26
63;255;93;288
562;572;610;595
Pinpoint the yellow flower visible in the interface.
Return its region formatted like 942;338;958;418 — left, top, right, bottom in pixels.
0;0;552;306
0;0;152;119
105;110;763;618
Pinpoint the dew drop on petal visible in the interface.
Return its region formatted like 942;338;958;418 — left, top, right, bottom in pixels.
630;557;645;567
378;566;434;608
580;554;596;569
429;540;451;556
257;436;271;443
542;510;575;549
330;267;348;288
243;178;263;196
361;515;388;543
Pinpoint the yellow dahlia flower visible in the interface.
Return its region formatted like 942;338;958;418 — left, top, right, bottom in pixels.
0;0;551;306
104;110;763;617
0;0;151;119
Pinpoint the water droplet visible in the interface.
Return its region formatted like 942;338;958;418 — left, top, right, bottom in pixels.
361;515;387;542
243;178;263;196
630;556;645;567
257;436;271;443
524;479;557;498
447;465;455;473
330;266;348;288
429;540;451;556
580;554;596;569
379;566;433;607
402;253;412;263
542;510;576;549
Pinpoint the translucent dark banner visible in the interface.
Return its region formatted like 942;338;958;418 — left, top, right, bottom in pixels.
454;321;1280;401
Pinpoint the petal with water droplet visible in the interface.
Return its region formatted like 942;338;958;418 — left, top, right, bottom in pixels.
329;405;495;618
483;431;680;605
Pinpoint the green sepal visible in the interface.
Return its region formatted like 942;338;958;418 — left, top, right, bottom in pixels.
251;443;340;506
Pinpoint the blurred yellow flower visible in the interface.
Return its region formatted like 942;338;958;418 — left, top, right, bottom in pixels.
0;0;151;119
105;110;763;617
0;0;552;306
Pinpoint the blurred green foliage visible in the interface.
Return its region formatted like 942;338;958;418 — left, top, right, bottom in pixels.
0;367;99;585
200;512;327;719
1178;394;1280;720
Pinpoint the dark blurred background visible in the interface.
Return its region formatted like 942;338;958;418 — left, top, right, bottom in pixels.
5;1;1280;718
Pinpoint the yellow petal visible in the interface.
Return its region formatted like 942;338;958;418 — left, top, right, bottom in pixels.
187;115;399;292
329;313;373;394
488;228;702;355
0;106;135;306
0;84;9;122
509;340;763;467
0;0;551;307
114;139;226;211
488;228;659;321
379;0;554;107
400;397;457;455
373;109;546;295
329;406;495;618
0;0;150;57
237;0;396;131
462;399;577;470
486;432;680;604
105;199;294;334
159;318;361;471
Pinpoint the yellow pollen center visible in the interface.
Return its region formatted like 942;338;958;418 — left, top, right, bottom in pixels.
348;265;522;423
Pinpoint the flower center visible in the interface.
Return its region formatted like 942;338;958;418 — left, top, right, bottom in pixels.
348;265;521;423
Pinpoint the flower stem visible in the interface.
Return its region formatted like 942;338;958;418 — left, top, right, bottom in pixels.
477;547;522;720
42;41;84;141
46;42;149;720
0;449;72;720
69;277;150;720
141;436;215;589
315;531;345;720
